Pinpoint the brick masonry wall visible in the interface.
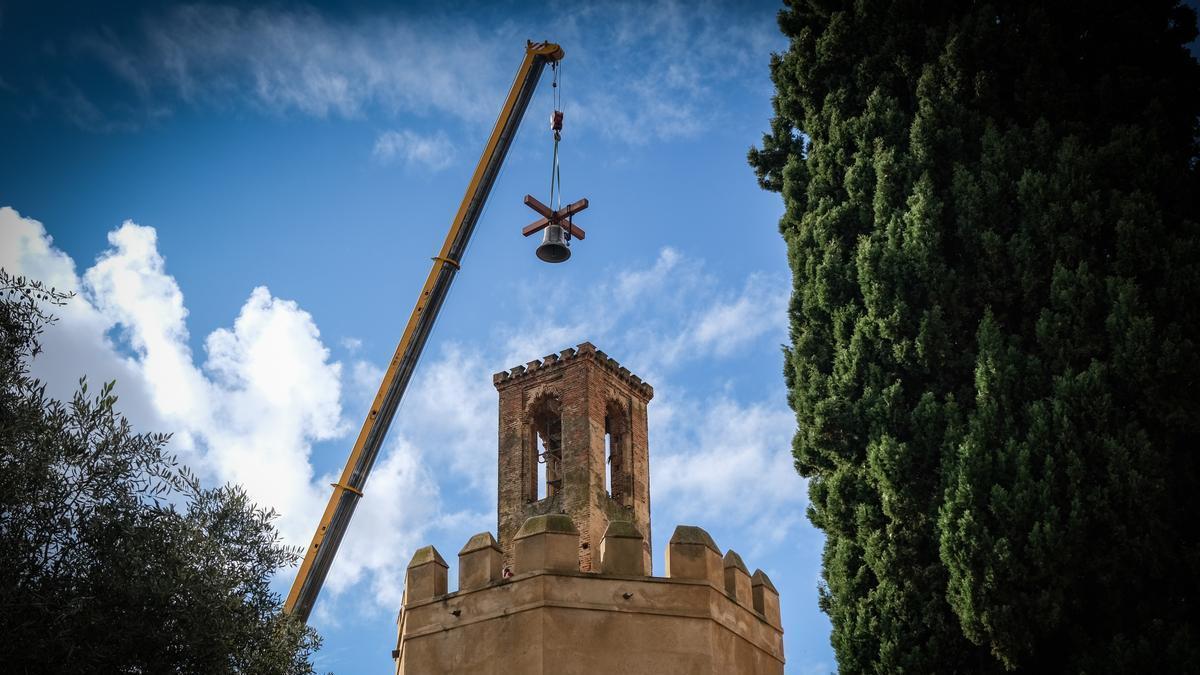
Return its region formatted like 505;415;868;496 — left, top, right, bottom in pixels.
494;342;654;573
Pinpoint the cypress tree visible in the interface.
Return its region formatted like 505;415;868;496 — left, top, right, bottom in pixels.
750;2;1200;671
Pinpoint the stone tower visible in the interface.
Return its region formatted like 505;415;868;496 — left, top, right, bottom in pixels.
493;341;652;573
393;343;784;674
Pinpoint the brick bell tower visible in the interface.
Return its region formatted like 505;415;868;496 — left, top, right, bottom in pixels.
492;341;653;573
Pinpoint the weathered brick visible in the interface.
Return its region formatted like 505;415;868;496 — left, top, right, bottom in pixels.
494;342;653;573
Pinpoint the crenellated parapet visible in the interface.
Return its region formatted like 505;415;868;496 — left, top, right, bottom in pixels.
395;520;783;674
395;342;782;674
456;532;502;591
492;341;655;400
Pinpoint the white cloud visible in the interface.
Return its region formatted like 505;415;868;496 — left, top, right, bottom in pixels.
324;436;442;605
350;358;383;402
393;344;496;491
199;287;347;541
554;1;780;144
77;5;514;126
691;273;787;357
492;246;787;376
2;207;388;549
50;2;782;144
1;206;495;618
372;129;455;171
650;271;789;366
650;394;804;556
83;223;211;425
349;246;801;566
613;246;685;305
0;207;164;432
0;206;79;291
4;205;800;618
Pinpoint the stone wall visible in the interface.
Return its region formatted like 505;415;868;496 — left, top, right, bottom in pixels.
394;519;783;675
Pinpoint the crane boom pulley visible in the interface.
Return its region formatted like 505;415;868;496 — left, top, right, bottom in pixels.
284;41;566;622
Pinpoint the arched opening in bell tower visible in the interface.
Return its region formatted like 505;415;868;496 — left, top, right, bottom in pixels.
604;400;631;507
527;395;562;502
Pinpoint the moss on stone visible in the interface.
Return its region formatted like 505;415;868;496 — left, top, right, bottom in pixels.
515;513;578;538
723;550;749;573
669;525;720;553
408;545;448;569
458;532;501;556
602;520;643;540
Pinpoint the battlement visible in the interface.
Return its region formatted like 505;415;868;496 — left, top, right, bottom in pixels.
493;341;655;400
393;342;783;673
394;519;783;674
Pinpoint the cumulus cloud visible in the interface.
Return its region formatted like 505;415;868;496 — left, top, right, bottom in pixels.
0;207;163;432
650;395;803;555
3;206;384;549
392;345;496;492
83;223;211;428
0;206;497;617
198;287;347;542
323;437;443;605
3;205;801;617
0;206;78;290
372;129;455;170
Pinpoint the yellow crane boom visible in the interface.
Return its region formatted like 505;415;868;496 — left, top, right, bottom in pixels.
285;41;565;621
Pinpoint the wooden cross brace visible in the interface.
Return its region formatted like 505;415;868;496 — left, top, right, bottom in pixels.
522;194;588;240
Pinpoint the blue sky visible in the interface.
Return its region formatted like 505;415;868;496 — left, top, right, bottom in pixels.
0;1;833;672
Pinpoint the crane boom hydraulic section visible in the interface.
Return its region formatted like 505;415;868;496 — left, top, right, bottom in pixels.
285;41;565;622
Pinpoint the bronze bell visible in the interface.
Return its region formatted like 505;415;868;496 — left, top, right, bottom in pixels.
536;224;571;263
523;194;587;262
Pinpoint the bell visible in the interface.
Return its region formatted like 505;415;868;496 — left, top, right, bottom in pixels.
536;224;571;263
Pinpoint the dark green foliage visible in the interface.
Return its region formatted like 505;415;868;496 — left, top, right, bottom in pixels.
751;2;1200;671
0;271;320;673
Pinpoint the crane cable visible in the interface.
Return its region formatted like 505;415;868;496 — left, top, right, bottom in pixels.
549;61;568;242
